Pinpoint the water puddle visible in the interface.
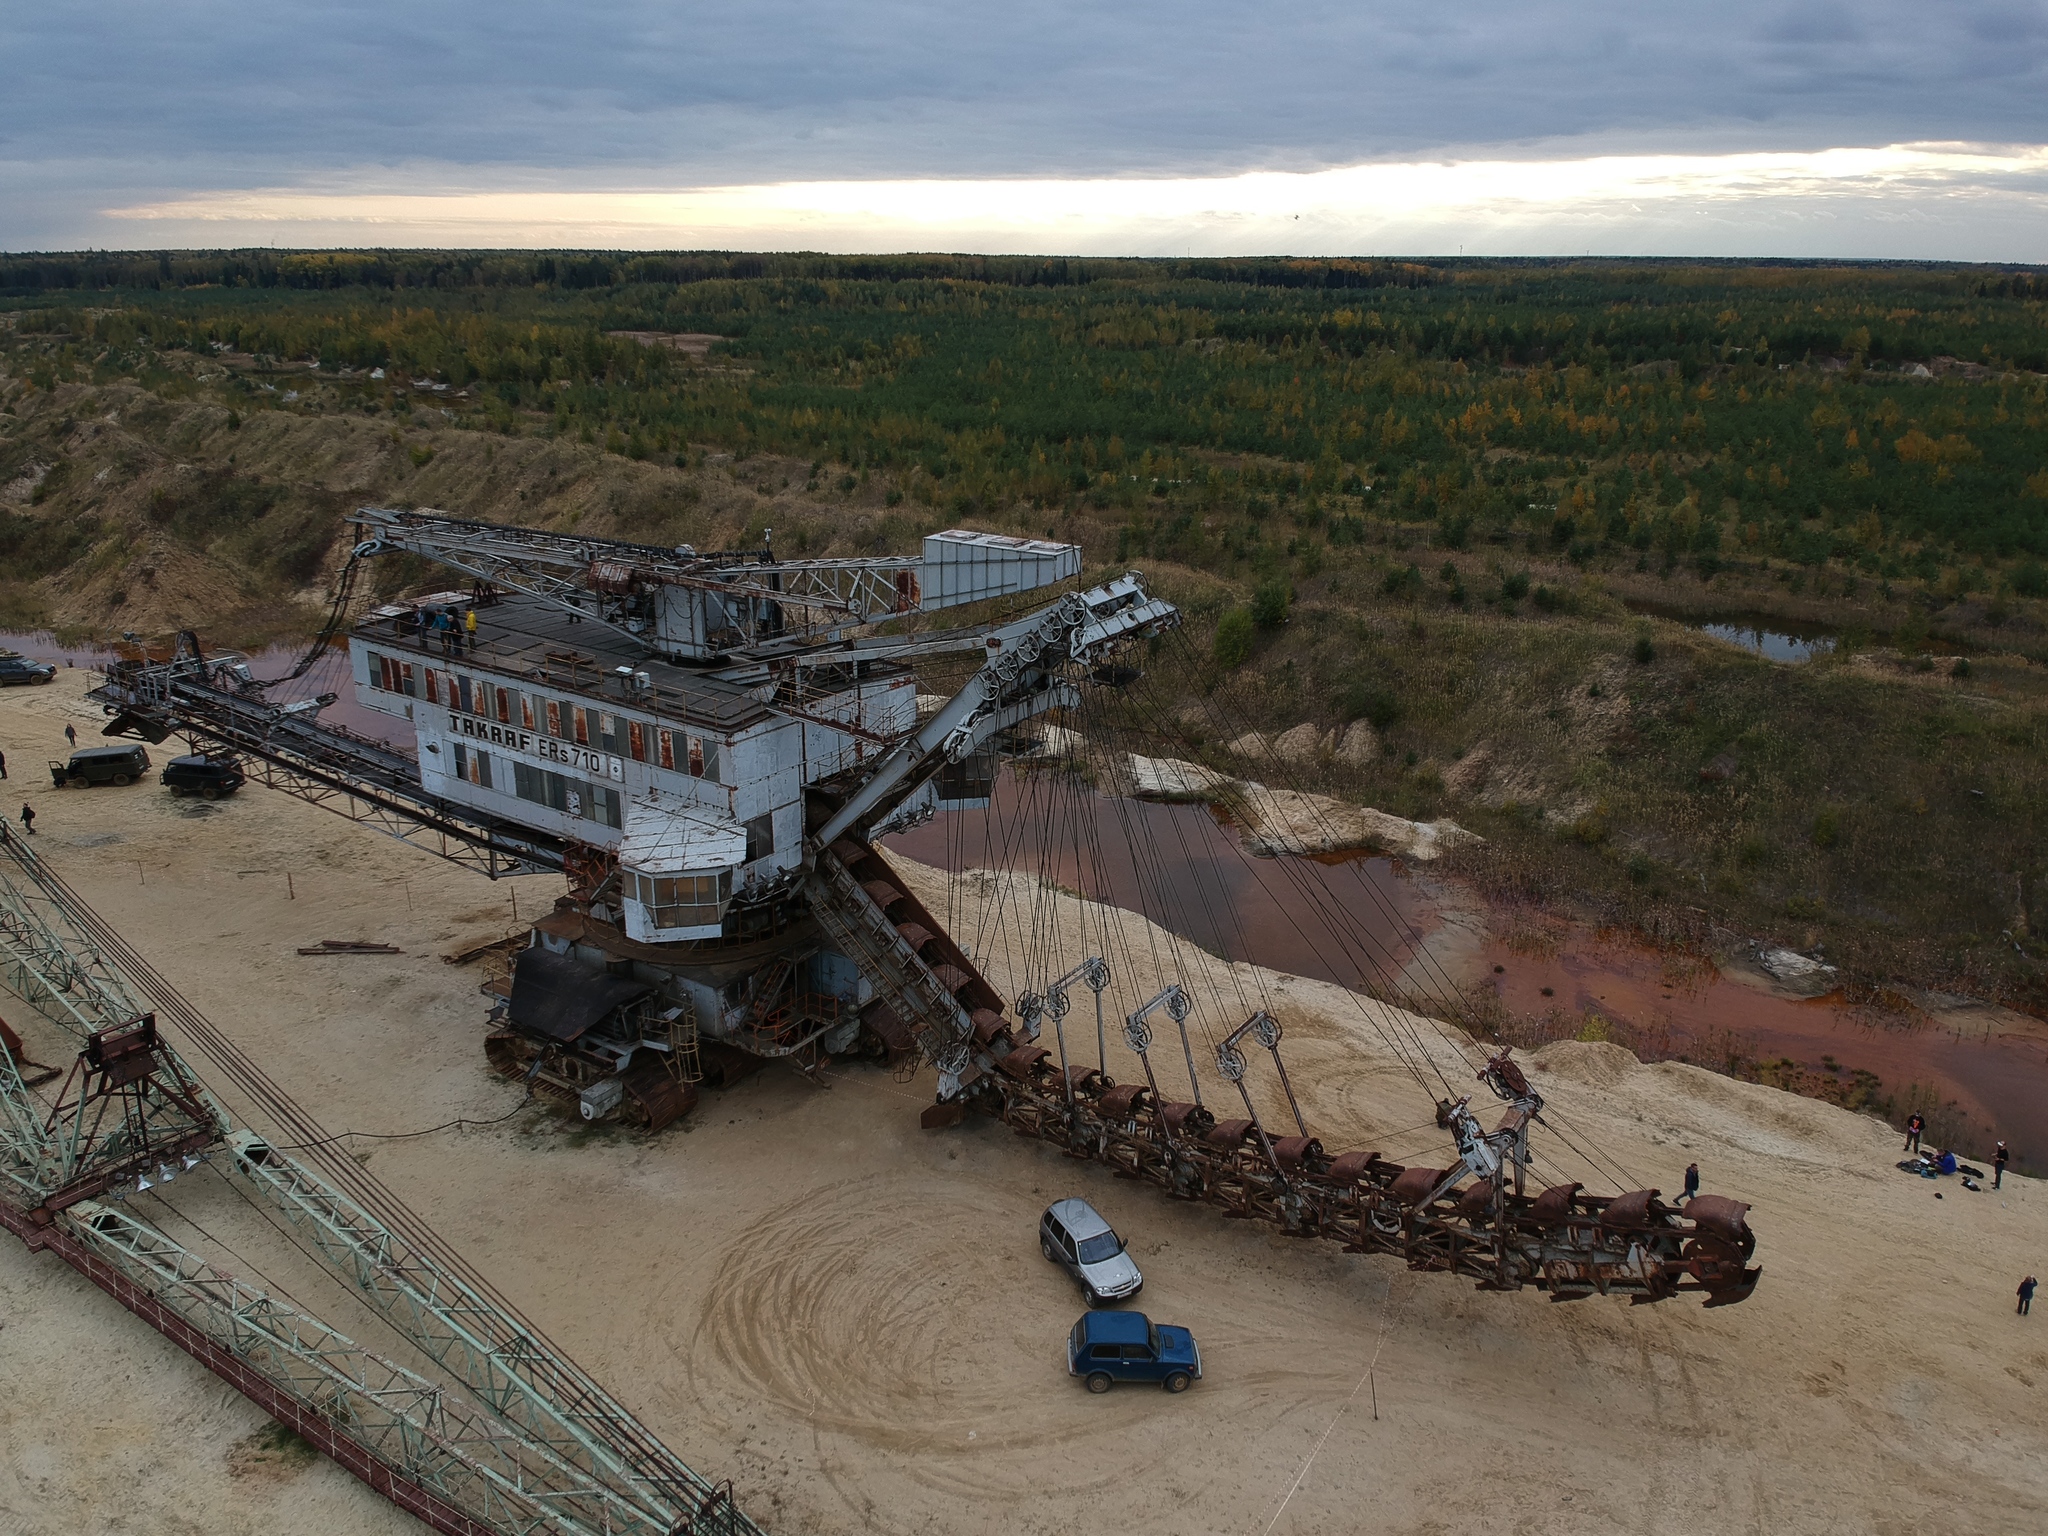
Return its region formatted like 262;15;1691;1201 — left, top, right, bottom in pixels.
1696;621;1837;663
881;766;1433;994
1485;930;2048;1161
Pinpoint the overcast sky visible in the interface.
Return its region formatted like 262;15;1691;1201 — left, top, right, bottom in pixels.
5;1;2046;256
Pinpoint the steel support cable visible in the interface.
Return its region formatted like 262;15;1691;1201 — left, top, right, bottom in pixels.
1093;681;1253;1056
1184;625;1487;1021
1168;632;1471;1097
1185;674;1632;1178
1179;627;1473;1023
1125;647;1464;1105
1187;626;1490;1024
1073;691;1172;998
1115;668;1278;1024
1094;701;1221;1054
272;549;365;685
1056;694;1153;1057
1170;631;1641;1190
8;852;712;1505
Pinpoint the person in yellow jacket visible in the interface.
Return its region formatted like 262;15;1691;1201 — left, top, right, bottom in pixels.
463;609;478;652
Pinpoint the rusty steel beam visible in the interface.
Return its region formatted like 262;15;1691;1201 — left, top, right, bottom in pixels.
0;1195;497;1536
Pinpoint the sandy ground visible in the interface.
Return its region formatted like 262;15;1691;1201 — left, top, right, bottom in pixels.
5;669;2048;1536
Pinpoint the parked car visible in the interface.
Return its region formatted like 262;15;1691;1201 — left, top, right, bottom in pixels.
1067;1311;1202;1394
49;743;152;788
162;753;245;798
0;650;56;686
1040;1197;1143;1306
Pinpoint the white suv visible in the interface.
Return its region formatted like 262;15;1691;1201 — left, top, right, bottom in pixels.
1040;1198;1143;1306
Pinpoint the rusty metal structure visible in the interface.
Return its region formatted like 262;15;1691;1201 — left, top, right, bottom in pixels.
832;838;1760;1306
80;506;1761;1314
0;829;763;1536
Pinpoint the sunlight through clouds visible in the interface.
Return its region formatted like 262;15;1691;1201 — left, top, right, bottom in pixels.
104;143;2048;258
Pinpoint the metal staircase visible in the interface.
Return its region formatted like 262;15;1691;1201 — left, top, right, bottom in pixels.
805;843;986;1095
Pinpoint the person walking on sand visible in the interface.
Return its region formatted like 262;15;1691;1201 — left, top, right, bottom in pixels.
1995;1141;2010;1189
1905;1113;1925;1154
2021;1275;2038;1316
0;748;7;780
1681;1162;1700;1204
18;804;34;836
64;724;76;748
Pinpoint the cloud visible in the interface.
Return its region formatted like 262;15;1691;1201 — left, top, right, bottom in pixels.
96;143;2048;260
4;2;2047;251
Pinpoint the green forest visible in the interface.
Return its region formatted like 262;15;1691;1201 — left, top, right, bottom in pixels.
6;250;2048;598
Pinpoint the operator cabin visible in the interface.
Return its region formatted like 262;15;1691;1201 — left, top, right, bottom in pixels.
345;529;1078;946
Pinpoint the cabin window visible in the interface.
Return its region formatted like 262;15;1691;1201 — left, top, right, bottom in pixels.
687;735;705;777
424;669;440;704
628;720;646;762
495;686;511;724
744;812;775;862
457;676;473;713
573;707;590;745
658;729;676;771
519;693;535;730
598;711;623;755
546;700;562;738
627;870;732;931
399;663;418;697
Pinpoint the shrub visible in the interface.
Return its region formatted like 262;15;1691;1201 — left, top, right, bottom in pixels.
1499;569;1530;602
1213;607;1256;668
2012;561;2048;599
1382;563;1423;598
1531;583;1563;612
1339;682;1400;729
1251;578;1292;630
1811;807;1840;848
1632;635;1656;664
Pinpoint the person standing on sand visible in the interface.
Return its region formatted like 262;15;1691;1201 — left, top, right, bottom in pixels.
2021;1276;2037;1316
1681;1162;1700;1204
1994;1142;2010;1189
1905;1113;1925;1154
0;748;7;780
18;804;34;836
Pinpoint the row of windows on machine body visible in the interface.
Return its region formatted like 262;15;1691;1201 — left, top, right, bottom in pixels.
371;653;722;780
448;742;624;830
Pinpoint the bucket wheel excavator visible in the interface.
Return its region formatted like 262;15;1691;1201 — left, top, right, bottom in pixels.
83;508;1759;1310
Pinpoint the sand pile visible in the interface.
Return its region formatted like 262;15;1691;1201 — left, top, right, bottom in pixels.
4;671;2046;1536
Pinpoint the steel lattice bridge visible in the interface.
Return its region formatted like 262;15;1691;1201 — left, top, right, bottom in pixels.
0;828;763;1536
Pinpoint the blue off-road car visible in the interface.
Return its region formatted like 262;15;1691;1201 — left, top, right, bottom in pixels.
1067;1311;1202;1394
